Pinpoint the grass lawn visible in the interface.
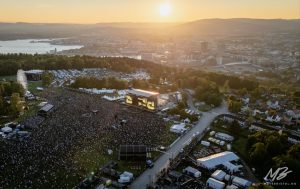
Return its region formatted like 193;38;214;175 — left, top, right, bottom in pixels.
198;104;212;112
162;121;180;146
0;75;16;81
28;81;43;94
17;101;40;122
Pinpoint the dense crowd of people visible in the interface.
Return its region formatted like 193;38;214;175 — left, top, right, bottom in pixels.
0;89;169;188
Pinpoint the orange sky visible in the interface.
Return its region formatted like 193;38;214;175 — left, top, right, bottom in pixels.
0;0;299;23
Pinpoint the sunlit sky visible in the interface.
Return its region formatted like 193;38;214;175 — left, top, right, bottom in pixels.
0;0;299;23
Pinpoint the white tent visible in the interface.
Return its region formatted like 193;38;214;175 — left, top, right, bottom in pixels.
211;170;226;181
206;178;225;189
222;161;239;173
232;176;252;188
1;127;12;133
183;166;201;178
215;132;234;141
226;185;239;189
170;123;186;134
197;151;239;169
201;140;211;147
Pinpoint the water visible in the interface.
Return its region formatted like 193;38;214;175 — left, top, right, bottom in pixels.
0;39;83;54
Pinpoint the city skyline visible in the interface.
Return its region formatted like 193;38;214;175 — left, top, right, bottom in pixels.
0;0;299;23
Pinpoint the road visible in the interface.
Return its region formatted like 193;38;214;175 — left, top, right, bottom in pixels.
130;97;228;189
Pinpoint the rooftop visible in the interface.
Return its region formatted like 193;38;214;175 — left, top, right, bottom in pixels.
197;151;239;169
25;69;44;74
128;88;159;97
40;104;54;112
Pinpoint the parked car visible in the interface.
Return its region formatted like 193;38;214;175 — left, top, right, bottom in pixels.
146;160;154;168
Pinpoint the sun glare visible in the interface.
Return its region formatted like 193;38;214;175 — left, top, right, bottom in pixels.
159;3;171;17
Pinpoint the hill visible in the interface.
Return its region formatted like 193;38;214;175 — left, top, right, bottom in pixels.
0;18;299;40
173;18;300;36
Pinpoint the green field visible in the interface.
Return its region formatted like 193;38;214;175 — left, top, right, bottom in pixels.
27;81;43;93
0;75;16;81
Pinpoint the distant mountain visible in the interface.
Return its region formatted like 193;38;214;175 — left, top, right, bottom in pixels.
173;18;300;36
0;22;94;40
0;18;299;40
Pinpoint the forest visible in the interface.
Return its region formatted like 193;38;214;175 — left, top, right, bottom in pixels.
0;81;24;116
0;54;261;108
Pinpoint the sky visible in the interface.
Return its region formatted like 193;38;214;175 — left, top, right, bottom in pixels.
0;0;299;23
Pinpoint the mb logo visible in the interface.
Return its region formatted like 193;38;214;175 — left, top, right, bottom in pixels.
264;167;292;182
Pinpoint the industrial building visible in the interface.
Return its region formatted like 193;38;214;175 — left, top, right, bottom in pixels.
197;151;239;170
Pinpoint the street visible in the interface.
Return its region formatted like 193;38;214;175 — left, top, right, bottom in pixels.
130;99;228;189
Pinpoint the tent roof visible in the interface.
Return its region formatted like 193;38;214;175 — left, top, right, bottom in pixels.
197;151;239;169
211;170;226;180
128;89;159;97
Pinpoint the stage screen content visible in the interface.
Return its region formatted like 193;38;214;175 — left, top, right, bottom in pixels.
125;95;156;110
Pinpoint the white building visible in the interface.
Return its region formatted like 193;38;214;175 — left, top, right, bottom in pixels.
211;170;227;181
266;114;281;123
206;178;225;189
170;123;187;134
197;151;239;170
215;132;234;141
232;176;252;188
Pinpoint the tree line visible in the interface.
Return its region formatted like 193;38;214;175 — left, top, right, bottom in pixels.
247;130;300;183
0;54;261;107
0;81;25;116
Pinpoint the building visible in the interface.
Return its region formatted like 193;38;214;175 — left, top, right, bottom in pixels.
170;123;187;134
37;104;54;117
215;132;234;142
201;41;209;52
232;176;252;188
211;170;227;181
182;166;201;178
125;89;159;111
206;178;225;189
119;145;147;161
25;70;44;81
197;151;239;170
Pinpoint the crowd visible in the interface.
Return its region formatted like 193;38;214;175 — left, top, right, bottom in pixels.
0;89;169;188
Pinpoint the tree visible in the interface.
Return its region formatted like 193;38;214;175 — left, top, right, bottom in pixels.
10;93;23;115
287;143;300;159
0;95;4;115
42;72;53;87
250;142;267;165
195;84;222;107
238;88;248;96
223;80;230;93
228;120;242;137
251;87;261;101
228;100;242;113
266;135;285;157
10;82;25;96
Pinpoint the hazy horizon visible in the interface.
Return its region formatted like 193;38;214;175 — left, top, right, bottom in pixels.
1;17;299;25
1;0;299;23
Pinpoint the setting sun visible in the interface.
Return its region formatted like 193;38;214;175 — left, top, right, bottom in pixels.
159;2;172;17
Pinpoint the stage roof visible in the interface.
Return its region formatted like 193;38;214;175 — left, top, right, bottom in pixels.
128;89;159;97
